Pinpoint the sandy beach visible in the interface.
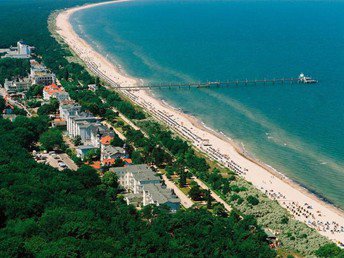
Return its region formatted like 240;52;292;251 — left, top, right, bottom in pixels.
55;0;344;242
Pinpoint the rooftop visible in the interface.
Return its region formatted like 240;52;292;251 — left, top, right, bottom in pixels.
76;145;98;151
59;99;75;106
110;164;160;183
102;158;116;166
122;158;133;165
102;145;126;156
144;183;180;204
92;124;113;137
100;135;113;145
43;83;64;95
88;161;101;170
72;114;99;122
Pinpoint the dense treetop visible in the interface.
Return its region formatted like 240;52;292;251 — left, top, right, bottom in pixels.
0;115;276;257
0;0;341;256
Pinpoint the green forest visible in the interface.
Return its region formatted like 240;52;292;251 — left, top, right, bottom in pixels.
0;0;343;257
0;0;274;257
0;101;275;257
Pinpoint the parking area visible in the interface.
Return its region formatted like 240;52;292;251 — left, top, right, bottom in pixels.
33;151;78;171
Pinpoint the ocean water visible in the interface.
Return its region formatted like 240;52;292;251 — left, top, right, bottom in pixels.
71;0;344;209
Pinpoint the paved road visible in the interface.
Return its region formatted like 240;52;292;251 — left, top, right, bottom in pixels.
102;121;127;140
59;153;78;171
0;88;32;117
116;110;140;131
63;134;77;149
193;177;232;212
100;95;140;131
100;91;230;211
162;174;194;208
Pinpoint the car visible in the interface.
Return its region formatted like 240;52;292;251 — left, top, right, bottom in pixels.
49;151;55;155
58;162;67;168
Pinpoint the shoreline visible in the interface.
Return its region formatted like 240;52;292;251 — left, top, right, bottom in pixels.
55;0;344;242
159;96;343;212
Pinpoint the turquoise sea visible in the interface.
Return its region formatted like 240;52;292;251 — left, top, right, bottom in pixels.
71;0;344;209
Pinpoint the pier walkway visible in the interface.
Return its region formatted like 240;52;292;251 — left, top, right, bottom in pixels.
111;78;311;91
84;58;315;91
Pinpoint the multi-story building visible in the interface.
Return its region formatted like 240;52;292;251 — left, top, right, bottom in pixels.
76;145;99;160
142;183;180;208
1;41;33;59
17;41;31;55
101;145;127;166
63;104;99;142
55;92;71;103
90;125;114;148
111;165;180;211
31;71;56;86
4;78;31;94
70;118;100;142
43;83;64;101
59;103;81;120
75;126;115;161
113;165;162;194
30;60;56;86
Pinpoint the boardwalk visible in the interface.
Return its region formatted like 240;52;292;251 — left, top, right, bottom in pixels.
112;78;306;91
83;60;311;92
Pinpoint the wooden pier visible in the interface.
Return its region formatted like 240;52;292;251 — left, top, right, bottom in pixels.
84;59;315;91
112;78;308;91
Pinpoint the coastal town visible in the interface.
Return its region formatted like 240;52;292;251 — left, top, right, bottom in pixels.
2;39;344;254
54;1;344;245
1;41;238;216
0;43;184;211
1;0;344;257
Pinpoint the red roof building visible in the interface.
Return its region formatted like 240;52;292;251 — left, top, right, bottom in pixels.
43;83;64;101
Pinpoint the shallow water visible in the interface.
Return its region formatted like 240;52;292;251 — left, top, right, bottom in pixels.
71;0;344;209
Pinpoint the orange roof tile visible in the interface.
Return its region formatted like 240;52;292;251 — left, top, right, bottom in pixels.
86;161;101;170
100;135;113;145
89;161;101;170
53;118;65;122
122;158;132;164
43;83;63;95
102;158;115;166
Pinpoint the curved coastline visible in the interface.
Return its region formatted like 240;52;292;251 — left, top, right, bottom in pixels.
54;0;344;242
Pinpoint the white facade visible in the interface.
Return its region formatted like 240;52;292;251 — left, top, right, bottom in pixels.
30;60;56;86
101;145;127;161
42;84;65;101
17;41;31;55
59;104;80;120
1;41;32;59
64;106;100;143
118;171;141;194
112;165;180;211
32;73;56;86
90;131;101;148
4;78;31;94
